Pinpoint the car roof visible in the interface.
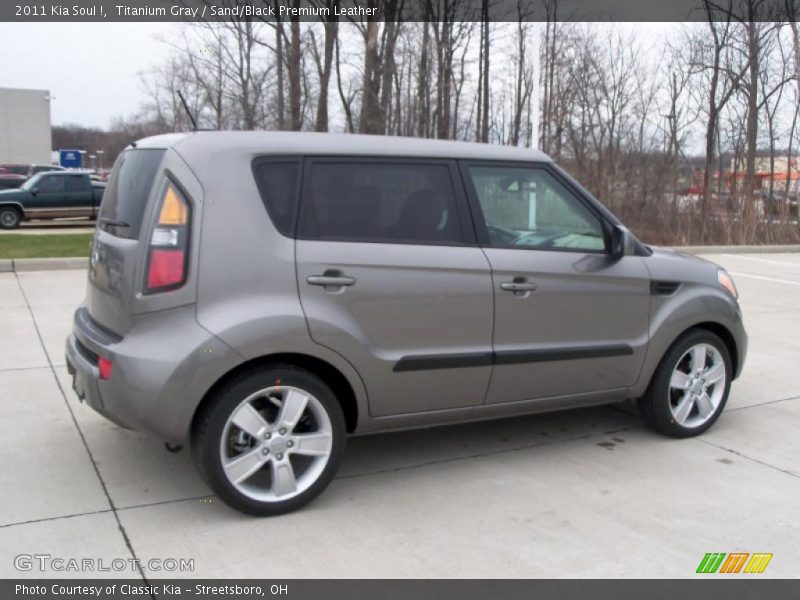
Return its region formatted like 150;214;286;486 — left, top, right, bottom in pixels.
132;131;552;163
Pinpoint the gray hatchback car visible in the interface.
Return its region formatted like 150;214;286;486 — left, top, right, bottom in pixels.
66;132;746;515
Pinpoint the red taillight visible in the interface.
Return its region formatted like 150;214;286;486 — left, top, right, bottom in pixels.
148;249;186;288
146;183;189;293
98;356;113;380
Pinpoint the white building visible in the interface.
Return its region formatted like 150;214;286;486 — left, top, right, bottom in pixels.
0;87;52;165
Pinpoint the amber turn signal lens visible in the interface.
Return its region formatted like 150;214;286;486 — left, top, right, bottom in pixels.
158;185;188;226
718;269;738;299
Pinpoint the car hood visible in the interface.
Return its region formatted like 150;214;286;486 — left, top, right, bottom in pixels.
644;245;718;284
0;188;26;201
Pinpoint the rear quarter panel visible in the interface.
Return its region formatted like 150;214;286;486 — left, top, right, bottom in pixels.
179;143;371;429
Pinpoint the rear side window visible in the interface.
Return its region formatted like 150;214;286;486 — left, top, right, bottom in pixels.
252;159;301;236
99;149;166;239
299;161;463;244
66;175;86;192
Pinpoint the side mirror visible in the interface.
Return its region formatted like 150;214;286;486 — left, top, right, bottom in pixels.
609;224;635;260
31;187;39;195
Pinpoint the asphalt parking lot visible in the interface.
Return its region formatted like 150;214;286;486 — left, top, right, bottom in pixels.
0;252;798;579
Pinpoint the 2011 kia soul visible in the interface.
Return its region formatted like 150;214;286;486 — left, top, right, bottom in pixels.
65;132;747;516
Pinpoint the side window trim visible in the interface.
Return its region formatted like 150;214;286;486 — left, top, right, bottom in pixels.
296;156;477;247
457;159;610;254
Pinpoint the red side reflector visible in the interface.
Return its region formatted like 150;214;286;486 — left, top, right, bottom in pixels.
98;356;113;380
147;249;185;289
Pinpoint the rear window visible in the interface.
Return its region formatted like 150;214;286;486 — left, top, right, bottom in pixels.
99;149;166;239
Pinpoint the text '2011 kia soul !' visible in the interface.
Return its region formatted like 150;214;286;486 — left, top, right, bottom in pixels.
65;132;747;516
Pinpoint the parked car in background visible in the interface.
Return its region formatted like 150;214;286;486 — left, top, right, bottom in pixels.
65;132;746;516
0;163;65;178
30;164;66;176
0;171;106;229
0;173;27;190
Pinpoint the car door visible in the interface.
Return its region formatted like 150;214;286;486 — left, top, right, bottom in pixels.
65;174;94;217
26;173;68;218
461;161;651;406
295;158;494;417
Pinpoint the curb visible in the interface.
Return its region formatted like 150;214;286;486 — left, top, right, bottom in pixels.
671;244;800;255
1;245;799;273
5;257;88;272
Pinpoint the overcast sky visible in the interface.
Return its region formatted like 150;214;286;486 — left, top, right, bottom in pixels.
0;22;675;131
1;23;175;128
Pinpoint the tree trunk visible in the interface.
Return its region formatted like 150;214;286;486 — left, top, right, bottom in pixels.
480;1;490;143
288;12;303;131
315;8;337;132
359;8;382;134
274;6;285;130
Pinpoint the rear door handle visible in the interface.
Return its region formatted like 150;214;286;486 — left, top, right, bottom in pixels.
500;282;538;292
307;275;356;287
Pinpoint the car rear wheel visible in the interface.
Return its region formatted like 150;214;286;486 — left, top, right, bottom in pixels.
0;207;21;229
192;365;346;516
639;329;732;438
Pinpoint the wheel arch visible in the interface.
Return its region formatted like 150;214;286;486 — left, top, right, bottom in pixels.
633;314;744;400
0;202;24;219
191;352;360;437
687;321;739;378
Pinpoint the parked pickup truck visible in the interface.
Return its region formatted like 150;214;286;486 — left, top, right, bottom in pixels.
0;171;106;229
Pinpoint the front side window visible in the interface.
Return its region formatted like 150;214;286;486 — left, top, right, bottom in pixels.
300;161;463;245
468;165;605;252
36;175;66;194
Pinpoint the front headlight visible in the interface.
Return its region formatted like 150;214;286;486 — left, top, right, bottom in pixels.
718;268;738;299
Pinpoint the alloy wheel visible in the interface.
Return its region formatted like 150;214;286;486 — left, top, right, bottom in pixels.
219;386;333;502
668;343;727;428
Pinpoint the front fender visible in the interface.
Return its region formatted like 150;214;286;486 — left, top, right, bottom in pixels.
629;282;746;398
0;201;25;214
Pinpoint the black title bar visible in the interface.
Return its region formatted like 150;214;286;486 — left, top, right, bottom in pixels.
2;0;793;22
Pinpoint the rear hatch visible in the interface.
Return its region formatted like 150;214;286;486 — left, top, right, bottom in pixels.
86;148;166;336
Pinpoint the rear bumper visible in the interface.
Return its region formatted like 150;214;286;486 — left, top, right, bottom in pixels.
65;305;242;443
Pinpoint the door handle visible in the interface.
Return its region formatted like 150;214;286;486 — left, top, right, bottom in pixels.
500;281;538;292
307;275;356;287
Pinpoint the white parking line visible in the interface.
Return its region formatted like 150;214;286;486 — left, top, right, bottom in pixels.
730;272;800;287
722;254;800;270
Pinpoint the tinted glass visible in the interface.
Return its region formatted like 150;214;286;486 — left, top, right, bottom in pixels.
252;160;301;236
66;175;87;192
301;162;462;244
98;149;165;239
37;175;66;193
468;166;605;251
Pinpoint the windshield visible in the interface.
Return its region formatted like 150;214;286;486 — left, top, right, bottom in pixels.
20;173;44;191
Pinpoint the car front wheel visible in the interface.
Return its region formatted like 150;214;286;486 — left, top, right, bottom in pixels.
639;329;732;438
0;207;21;229
193;365;346;516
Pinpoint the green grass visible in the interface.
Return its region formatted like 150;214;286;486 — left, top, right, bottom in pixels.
0;233;93;259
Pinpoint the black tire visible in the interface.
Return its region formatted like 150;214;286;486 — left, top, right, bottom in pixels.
0;206;21;230
638;329;732;438
192;364;346;516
